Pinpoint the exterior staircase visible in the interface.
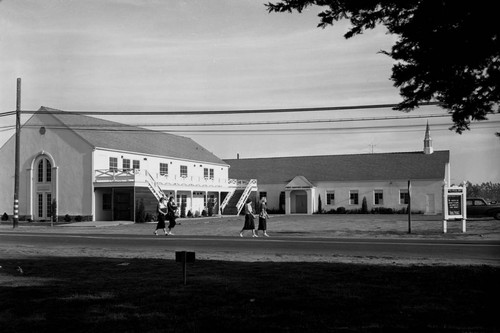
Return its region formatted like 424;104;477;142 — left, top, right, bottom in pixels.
221;179;257;215
145;171;166;201
221;189;244;215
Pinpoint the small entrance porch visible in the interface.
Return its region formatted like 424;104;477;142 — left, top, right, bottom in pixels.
284;176;316;215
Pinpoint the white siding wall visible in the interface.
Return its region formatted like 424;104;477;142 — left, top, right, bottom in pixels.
315;180;444;214
94;149;229;184
256;179;444;214
256;184;286;211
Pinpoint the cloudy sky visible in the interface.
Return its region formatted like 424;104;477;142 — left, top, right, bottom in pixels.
0;0;499;183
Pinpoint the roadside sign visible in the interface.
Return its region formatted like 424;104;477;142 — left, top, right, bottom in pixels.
443;183;467;233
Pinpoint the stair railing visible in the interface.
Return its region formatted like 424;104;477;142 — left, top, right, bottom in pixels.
145;170;166;201
235;179;257;215
219;189;235;214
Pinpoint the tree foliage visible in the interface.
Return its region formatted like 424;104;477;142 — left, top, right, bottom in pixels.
466;182;500;202
266;1;500;133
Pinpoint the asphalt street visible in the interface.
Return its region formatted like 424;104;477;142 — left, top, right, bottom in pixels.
1;231;499;264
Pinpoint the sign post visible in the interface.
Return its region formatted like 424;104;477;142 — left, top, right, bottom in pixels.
443;182;467;233
175;251;195;285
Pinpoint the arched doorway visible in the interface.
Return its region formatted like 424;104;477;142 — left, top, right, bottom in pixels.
32;154;56;221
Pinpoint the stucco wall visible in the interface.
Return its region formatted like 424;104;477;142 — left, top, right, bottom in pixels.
0;113;94;220
0;135;16;216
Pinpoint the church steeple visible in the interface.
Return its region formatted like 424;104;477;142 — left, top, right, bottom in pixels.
423;121;433;154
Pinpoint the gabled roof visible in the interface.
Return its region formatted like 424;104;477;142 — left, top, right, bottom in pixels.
286;176;314;189
224;151;450;184
31;107;227;165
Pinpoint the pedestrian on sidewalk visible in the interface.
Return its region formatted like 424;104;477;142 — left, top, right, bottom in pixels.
257;197;270;237
240;198;258;237
154;196;168;236
166;196;178;235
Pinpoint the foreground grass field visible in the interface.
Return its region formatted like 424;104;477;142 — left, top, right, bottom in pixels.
1;257;499;332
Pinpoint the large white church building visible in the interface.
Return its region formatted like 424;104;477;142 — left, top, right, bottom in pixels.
0;107;449;221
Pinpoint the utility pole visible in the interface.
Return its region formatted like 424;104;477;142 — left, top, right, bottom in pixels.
13;78;21;228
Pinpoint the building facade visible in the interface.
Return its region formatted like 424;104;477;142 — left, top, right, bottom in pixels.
0;107;255;222
225;125;450;215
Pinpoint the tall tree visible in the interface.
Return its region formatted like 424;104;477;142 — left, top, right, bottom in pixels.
266;1;500;133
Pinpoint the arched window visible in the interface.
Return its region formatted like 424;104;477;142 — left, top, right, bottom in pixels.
46;160;52;182
37;158;52;183
38;160;44;182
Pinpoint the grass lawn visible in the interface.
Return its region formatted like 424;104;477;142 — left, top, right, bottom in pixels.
1;257;499;332
1;214;499;332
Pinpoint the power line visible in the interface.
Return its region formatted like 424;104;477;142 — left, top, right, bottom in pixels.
16;122;499;134
2;113;452;129
0;111;16;118
0;102;440;116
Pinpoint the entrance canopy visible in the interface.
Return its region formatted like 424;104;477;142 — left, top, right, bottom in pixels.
285;175;314;189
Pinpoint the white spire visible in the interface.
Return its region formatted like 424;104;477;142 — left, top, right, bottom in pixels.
423;121;433;154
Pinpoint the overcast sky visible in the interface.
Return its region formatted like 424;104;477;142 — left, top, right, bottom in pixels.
1;0;499;184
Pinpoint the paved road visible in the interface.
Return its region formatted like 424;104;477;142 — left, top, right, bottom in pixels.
1;231;499;264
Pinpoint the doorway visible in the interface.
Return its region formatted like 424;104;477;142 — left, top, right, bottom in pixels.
291;190;308;214
113;188;133;221
425;194;436;214
34;156;54;221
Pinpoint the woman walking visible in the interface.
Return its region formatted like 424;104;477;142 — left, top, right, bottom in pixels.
240;198;258;237
166;196;178;235
257;197;270;237
154;196;168;236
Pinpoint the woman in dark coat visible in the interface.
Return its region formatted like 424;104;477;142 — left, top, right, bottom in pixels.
257;197;270;237
239;198;258;237
166;196;178;235
154;196;168;235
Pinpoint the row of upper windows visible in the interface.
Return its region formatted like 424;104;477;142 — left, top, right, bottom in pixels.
326;189;410;206
109;157;140;171
109;157;215;179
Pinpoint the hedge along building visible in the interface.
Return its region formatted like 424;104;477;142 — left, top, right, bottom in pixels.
224;124;450;215
0;107;256;222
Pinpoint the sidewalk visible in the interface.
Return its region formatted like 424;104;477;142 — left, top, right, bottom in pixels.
1;214;499;240
58;221;135;227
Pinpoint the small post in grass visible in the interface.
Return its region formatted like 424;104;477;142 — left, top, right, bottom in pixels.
175;251;195;285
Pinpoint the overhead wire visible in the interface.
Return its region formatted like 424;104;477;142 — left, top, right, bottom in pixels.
13;121;500;135
0;102;498;136
0;102;440;116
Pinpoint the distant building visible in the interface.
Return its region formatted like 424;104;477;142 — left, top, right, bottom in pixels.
225;125;450;215
0;107;256;222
